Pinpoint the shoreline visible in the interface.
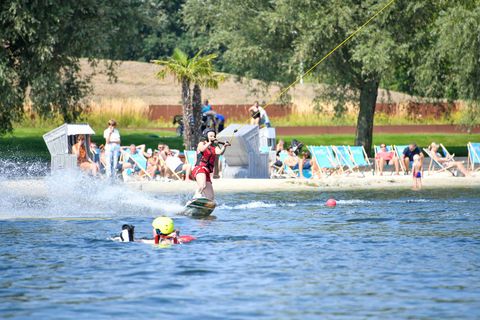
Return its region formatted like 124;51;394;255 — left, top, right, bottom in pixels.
128;174;480;194
3;173;480;199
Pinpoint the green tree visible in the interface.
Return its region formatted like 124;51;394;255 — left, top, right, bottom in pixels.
414;1;480;132
153;48;223;149
0;0;141;135
183;0;438;152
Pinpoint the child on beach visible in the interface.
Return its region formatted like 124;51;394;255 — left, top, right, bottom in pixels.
412;154;422;190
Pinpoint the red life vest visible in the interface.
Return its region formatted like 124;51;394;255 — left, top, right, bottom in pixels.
154;234;179;244
196;144;216;173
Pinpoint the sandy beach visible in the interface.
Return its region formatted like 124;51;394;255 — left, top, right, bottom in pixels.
128;173;480;194
5;173;479;199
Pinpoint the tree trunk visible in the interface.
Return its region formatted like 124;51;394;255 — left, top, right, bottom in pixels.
192;83;202;147
355;78;379;155
181;78;193;150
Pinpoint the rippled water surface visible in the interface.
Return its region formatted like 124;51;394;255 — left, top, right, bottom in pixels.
1;176;480;319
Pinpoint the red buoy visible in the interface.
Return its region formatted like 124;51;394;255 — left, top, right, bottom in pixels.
326;198;337;207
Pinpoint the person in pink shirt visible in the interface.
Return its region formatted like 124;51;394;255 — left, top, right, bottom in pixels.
375;144;400;175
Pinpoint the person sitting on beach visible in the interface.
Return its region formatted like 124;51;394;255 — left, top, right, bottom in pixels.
145;148;160;179
276;139;285;153
412;154;422;190
72;135;98;176
283;147;312;179
151;216;181;245
121;144;145;175
269;139;286;171
428;142;470;176
402;143;424;174
248;101;271;128
375;144;400;175
159;145;192;181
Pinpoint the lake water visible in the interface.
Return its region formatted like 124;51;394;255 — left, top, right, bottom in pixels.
1;172;480;319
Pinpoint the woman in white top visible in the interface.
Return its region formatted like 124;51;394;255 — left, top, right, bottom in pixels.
160;145;192;181
103;119;121;178
429;142;469;176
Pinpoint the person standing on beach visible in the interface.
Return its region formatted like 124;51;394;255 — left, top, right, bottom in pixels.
249;101;271;128
104;119;121;178
412;154;422;190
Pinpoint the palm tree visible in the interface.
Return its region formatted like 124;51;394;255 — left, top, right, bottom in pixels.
153;48;223;149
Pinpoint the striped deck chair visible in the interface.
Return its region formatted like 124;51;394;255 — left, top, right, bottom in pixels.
278;151;299;178
422;147;456;176
184;150;197;167
332;145;357;174
467;142;480;171
440;144;454;159
374;145;394;175
259;145;271;153
120;146;151;179
349;146;372;175
394;145;409;173
308;145;341;177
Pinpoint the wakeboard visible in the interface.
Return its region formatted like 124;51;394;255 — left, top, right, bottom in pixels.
183;197;216;217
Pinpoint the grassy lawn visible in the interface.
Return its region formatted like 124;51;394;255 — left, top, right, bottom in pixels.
0;127;180;161
279;133;480;157
1;127;479;161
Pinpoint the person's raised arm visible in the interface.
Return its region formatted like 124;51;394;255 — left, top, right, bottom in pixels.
197;141;211;153
137;144;146;154
105;126;113;144
72;143;79;156
434;152;448;164
215;141;231;155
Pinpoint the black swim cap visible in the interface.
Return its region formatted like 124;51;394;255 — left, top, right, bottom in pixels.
202;128;215;139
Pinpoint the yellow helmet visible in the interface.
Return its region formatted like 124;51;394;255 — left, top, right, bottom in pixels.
152;217;174;235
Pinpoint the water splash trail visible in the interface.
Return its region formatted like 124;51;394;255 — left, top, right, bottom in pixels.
0;159;184;219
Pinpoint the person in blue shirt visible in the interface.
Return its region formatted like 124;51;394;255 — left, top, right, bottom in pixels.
201;100;212;114
402;143;424;174
215;113;225;132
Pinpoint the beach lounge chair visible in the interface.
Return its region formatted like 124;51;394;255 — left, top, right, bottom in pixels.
259;145;271;153
422;147;456;176
440;144;454;159
270;163;285;178
120;146;151;180
278;151;300;178
184;150;197;167
467;142;480;171
308;145;341;177
348;146;372;175
394;145;409;173
332;145;357;174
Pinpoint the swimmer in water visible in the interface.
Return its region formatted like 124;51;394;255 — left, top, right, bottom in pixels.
152;216;180;245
